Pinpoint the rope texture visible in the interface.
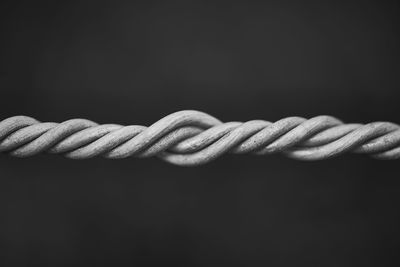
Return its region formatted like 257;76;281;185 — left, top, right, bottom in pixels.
1;110;399;166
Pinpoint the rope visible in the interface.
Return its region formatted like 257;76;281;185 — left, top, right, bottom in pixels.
0;110;399;166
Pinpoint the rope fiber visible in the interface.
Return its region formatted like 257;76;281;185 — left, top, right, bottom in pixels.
1;110;399;166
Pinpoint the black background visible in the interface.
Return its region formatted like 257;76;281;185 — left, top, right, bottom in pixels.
1;1;400;266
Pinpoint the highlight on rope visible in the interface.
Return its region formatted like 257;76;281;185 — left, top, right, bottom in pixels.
0;110;399;166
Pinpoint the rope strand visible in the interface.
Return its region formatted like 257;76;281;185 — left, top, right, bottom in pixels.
1;110;399;166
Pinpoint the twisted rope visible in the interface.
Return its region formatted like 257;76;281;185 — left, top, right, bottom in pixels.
0;110;399;166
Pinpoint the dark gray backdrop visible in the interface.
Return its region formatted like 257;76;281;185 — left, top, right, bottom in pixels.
1;1;399;266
